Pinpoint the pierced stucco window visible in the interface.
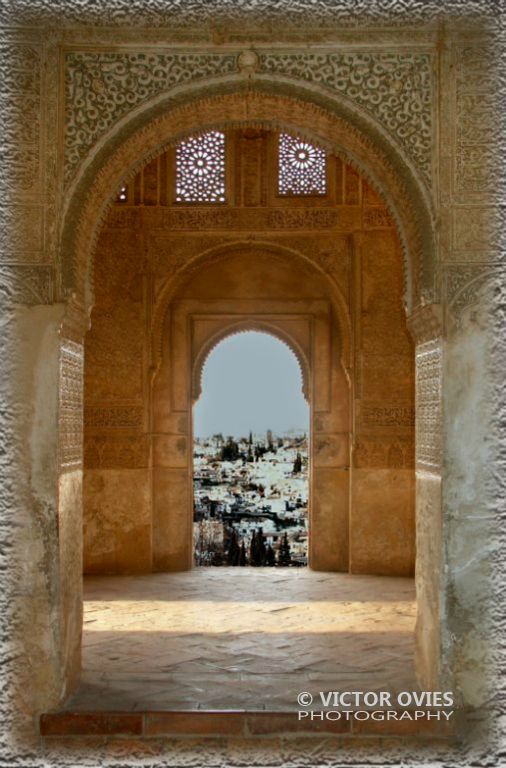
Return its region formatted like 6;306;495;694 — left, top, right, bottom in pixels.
117;185;128;203
278;134;326;196
175;131;226;203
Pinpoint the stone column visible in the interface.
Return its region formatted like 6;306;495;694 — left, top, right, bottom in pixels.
151;308;193;571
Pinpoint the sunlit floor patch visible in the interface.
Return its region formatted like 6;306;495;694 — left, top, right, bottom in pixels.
67;569;418;712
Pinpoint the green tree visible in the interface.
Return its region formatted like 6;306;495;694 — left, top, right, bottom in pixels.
277;532;292;567
221;437;239;461
256;527;266;565
226;527;240;566
265;544;276;566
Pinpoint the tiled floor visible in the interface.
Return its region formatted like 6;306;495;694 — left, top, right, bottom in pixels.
65;569;418;712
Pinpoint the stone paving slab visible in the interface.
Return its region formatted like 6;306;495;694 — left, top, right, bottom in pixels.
64;569;418;712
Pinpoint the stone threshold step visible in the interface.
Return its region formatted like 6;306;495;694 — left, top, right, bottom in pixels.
40;710;456;739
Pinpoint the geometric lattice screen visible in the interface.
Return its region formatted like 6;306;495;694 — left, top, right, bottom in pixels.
278;133;326;196
175;131;226;203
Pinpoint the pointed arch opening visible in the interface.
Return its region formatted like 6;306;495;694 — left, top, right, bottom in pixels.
193;330;310;568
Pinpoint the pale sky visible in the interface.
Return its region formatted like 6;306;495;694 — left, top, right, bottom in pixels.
193;331;309;438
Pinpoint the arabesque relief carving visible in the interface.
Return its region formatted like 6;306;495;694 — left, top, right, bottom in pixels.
84;434;148;469
445;264;495;327
59;341;84;470
84;406;144;429
415;340;442;472
0;264;52;304
64;50;433;187
354;438;414;469
361;404;415;428
454;45;499;194
64;51;237;183
1;43;42;198
0;204;44;260
259;52;432;179
139;207;360;231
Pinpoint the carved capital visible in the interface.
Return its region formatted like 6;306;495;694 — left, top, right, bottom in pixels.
406;303;443;345
445;265;494;329
60;297;91;343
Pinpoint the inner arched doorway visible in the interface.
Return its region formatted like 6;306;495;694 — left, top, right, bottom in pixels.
83;126;414;580
150;241;352;573
193;330;310;568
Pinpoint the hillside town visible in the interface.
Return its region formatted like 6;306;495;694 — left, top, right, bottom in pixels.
193;431;308;567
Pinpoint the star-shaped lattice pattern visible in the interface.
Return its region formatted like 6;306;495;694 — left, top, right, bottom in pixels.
176;131;226;203
278;134;326;196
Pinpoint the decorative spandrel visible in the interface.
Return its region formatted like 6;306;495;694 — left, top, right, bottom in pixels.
175;131;226;203
278;134;326;196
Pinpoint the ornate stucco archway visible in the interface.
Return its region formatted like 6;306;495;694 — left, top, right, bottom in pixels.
149;242;352;572
4;13;499;745
59;87;436;321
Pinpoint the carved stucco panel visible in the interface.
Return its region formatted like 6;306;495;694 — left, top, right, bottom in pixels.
259;52;432;179
59;340;84;471
452;206;501;252
415;340;442;473
63;50;433;186
0;43;42;199
453;45;500;195
0;204;44;261
64;51;237;184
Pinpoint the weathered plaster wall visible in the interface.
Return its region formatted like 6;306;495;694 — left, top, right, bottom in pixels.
83;135;415;577
442;291;496;707
13;306;82;733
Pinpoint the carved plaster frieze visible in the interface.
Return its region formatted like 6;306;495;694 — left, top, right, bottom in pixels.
415;339;442;473
0;43;42;199
64;51;237;184
1;0;501;33
84;433;149;469
454;45;501;196
141;207;359;231
0;204;44;257
84;405;144;429
361;403;415;428
453;205;502;253
59;340;83;471
64;50;433;187
353;437;414;469
258;52;432;179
